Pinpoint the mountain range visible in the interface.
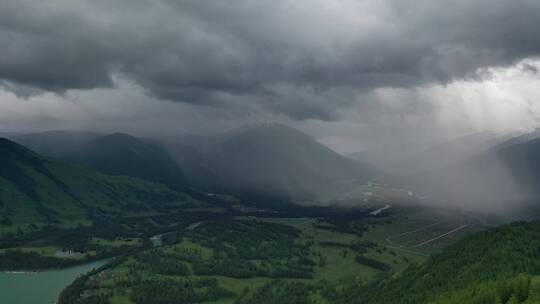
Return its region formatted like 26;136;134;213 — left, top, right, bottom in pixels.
9;124;540;209
12;124;374;201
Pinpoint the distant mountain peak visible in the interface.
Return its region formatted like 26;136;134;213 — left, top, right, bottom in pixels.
91;133;145;146
98;132;140;140
228;123;314;143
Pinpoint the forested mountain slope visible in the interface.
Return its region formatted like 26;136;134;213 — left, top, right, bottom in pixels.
68;133;185;189
12;131;186;191
0;137;195;232
339;221;540;304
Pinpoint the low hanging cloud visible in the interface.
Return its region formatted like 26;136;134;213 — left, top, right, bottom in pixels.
1;0;540;121
307;59;540;153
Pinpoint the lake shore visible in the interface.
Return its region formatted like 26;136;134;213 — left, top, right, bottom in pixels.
0;260;109;304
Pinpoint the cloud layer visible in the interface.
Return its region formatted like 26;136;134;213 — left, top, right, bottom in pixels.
2;0;540;119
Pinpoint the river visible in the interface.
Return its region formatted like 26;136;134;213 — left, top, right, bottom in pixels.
0;260;108;304
370;204;391;216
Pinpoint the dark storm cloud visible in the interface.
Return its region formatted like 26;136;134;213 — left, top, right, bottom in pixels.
1;0;540;120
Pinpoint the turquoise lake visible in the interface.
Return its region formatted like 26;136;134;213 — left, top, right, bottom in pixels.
0;260;108;304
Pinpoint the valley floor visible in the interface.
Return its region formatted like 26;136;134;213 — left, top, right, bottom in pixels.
51;205;485;304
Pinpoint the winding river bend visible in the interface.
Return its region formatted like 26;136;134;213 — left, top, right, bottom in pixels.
0;260;108;304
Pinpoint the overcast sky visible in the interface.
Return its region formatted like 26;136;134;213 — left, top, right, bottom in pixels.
1;0;540;153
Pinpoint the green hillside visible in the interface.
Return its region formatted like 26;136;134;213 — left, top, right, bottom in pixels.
338;221;540;304
430;275;540;304
0;138;194;232
12;131;187;191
